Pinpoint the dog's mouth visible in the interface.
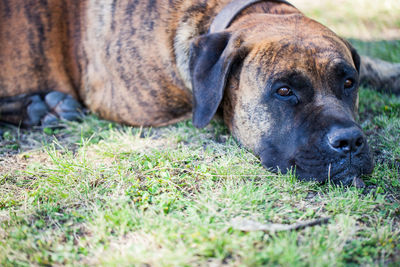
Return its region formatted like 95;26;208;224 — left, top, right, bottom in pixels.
293;159;365;185
259;142;374;185
289;146;374;185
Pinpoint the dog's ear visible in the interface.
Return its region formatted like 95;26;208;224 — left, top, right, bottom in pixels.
350;45;361;74
189;32;246;128
342;39;361;73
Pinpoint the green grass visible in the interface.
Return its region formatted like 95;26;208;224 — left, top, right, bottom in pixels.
1;1;400;266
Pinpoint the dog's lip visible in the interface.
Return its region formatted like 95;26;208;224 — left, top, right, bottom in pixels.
290;156;367;184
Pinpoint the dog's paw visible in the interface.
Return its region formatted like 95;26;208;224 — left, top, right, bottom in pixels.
24;92;83;127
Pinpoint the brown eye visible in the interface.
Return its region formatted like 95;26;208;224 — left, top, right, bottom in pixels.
277;87;292;97
344;79;354;89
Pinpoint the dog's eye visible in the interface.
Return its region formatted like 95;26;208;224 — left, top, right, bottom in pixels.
344;79;354;89
276;87;292;97
273;85;298;105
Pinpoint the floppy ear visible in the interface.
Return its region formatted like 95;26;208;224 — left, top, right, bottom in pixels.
350;46;361;74
342;39;361;73
189;32;245;128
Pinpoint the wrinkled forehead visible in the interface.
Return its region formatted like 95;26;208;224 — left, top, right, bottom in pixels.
239;14;354;72
241;35;354;88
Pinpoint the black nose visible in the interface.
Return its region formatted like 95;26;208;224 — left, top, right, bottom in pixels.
327;127;365;155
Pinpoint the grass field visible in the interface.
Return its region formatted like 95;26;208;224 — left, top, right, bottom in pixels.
1;0;399;266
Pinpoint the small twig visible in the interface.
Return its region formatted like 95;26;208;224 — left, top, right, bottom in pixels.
231;217;331;233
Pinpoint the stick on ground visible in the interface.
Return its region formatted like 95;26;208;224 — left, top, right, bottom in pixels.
231;217;331;233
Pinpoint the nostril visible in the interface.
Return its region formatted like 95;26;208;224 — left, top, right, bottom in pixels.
337;140;349;150
355;137;364;148
331;139;351;152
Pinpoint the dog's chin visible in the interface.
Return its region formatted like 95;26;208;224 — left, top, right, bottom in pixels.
263;161;368;185
260;153;374;185
294;165;362;185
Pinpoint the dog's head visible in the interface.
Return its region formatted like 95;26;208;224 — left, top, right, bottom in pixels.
189;13;374;185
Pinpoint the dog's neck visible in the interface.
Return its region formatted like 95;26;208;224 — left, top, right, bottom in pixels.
209;0;293;33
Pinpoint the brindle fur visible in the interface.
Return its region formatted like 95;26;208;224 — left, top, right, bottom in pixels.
360;56;400;95
0;0;398;183
0;0;397;126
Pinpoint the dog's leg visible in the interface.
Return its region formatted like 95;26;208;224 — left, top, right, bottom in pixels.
0;92;83;127
359;55;400;95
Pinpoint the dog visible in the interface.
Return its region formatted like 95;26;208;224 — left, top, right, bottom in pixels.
1;0;399;185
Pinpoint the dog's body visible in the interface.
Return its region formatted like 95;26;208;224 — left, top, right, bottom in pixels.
1;0;197;126
1;0;399;184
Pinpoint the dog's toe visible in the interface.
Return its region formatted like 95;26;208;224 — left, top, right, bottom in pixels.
58;111;82;121
41;113;59;127
55;95;82;113
25;96;49;126
45;91;67;109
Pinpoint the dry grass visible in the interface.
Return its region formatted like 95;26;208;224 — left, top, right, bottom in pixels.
293;0;400;40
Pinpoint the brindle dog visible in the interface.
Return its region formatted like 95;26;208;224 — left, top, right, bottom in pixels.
1;0;399;184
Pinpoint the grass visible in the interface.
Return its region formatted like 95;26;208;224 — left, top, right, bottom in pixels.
293;0;400;40
1;0;400;266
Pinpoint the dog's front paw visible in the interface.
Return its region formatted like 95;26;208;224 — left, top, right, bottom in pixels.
24;92;84;127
